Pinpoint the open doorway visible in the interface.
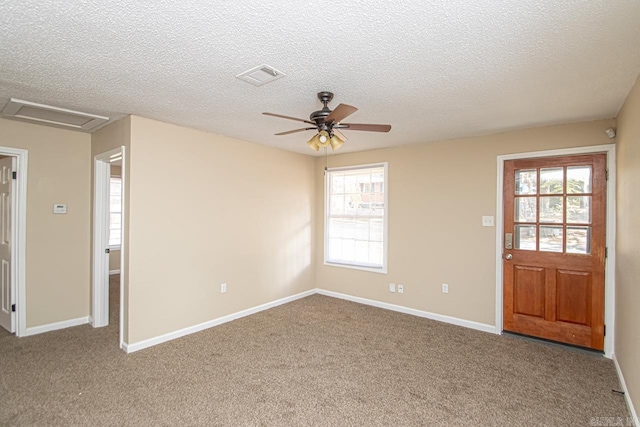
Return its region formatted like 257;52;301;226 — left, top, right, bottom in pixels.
92;146;125;349
0;147;27;337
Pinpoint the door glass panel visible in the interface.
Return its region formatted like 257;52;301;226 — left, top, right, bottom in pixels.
539;196;563;223
515;170;537;195
567;166;592;194
539;226;563;252
515;197;537;222
540;168;563;194
567;196;591;224
515;225;536;250
567;226;591;254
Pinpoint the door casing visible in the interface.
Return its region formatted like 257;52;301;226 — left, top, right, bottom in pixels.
495;144;616;357
0;146;27;337
92;146;126;349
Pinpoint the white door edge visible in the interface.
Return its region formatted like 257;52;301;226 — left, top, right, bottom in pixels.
0;146;28;337
495;144;616;358
92;146;126;350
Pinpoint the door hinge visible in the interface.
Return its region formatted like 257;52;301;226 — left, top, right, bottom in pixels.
12;171;17;180
105;248;110;254
605;247;608;258
606;169;609;181
11;304;15;312
604;325;606;336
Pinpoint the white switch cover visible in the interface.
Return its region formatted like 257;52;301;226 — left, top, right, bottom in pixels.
221;283;227;293
389;283;396;293
53;204;67;214
482;216;494;227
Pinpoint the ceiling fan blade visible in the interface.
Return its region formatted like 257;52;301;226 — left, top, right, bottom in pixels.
341;123;392;132
263;112;315;125
324;104;358;124
334;130;348;141
275;127;316;136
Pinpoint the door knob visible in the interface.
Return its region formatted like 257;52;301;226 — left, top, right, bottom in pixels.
505;253;513;260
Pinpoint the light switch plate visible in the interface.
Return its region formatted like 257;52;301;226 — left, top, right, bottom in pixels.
53;203;67;214
482;216;494;227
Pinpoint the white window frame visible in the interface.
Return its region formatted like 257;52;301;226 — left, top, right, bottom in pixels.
108;175;122;250
324;162;388;274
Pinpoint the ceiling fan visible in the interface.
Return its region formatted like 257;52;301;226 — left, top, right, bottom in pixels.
263;91;391;152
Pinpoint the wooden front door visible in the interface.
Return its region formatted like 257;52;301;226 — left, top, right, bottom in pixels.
503;154;606;350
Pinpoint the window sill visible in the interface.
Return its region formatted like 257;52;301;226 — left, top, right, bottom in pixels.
108;245;121;251
324;261;387;274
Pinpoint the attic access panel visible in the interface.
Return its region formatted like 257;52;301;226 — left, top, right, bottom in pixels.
1;98;109;131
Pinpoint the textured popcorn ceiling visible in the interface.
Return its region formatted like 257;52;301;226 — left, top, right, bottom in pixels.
1;1;639;156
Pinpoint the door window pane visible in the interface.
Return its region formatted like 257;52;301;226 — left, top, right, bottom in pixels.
540;168;563;194
567;166;592;194
515;170;537;195
539;196;563;223
515;225;536;250
567;227;591;254
566;196;591;224
515;197;537;222
539;226;563;252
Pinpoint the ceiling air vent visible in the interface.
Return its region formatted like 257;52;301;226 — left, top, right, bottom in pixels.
236;64;286;86
1;98;109;132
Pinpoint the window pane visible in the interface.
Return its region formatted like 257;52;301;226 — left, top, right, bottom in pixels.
515;170;537;195
354;219;369;241
328;238;344;260
370;219;383;242
515;197;536;222
515;225;536;250
369;242;383;265
540;168;563;194
567;166;591;194
539;226;563;252
354;240;369;263
330;195;345;215
109;229;121;245
567;196;591;224
332;174;345;194
539;196;563;223
567;227;590;254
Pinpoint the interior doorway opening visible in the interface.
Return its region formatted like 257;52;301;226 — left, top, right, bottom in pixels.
92;146;125;349
0;147;27;337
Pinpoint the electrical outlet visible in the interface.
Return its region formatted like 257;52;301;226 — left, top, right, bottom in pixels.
442;283;449;294
221;283;227;293
389;283;396;293
397;284;404;294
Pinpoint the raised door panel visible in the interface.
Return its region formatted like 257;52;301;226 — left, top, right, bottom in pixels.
556;270;591;326
513;266;545;318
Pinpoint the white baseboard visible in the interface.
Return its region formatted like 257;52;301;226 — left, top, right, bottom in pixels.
613;353;639;426
24;316;90;336
125;289;317;353
316;289;497;335
109;269;120;275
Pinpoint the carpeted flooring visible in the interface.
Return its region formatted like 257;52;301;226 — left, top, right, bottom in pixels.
0;277;629;426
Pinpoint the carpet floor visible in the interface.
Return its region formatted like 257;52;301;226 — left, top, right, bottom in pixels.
0;278;629;426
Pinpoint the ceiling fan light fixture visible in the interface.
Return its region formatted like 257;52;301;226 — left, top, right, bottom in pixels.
306;135;320;151
329;135;344;151
316;130;330;148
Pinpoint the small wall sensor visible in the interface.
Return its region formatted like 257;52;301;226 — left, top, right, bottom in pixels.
604;127;616;139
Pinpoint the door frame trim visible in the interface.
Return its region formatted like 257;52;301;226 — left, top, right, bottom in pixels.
0;146;28;337
495;144;616;357
92;146;125;349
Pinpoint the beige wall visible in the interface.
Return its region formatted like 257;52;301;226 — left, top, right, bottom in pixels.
615;75;640;417
315;119;615;326
126;116;315;343
91;117;130;341
0;118;91;327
